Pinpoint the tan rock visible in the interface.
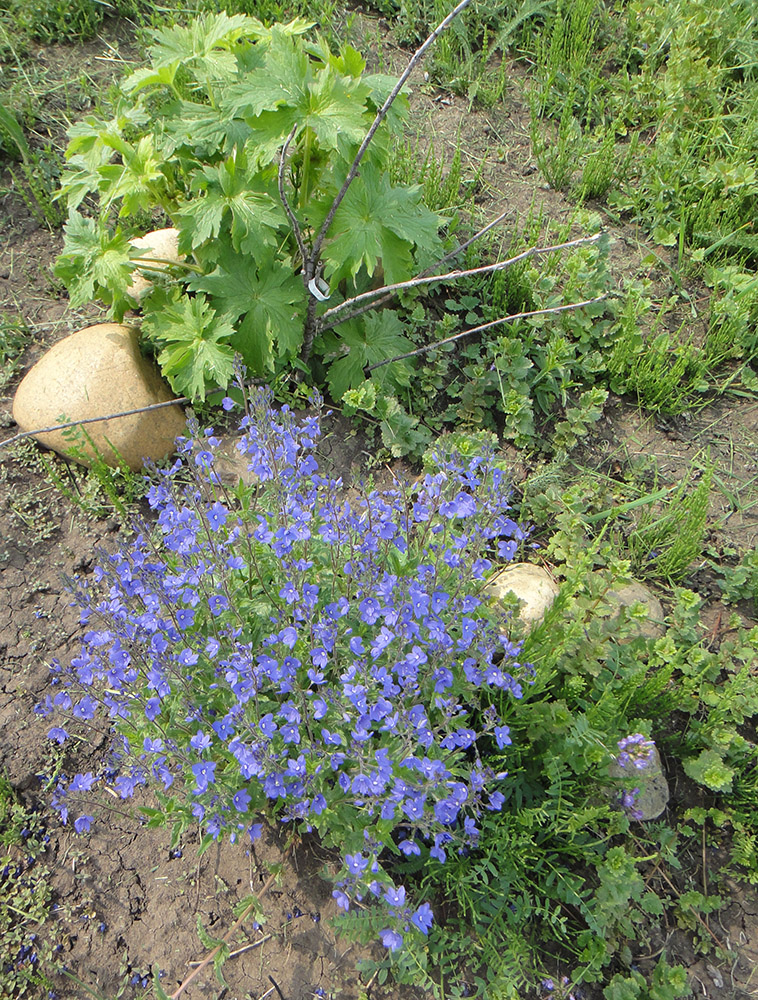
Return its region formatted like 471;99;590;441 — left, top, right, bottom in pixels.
12;323;187;470
604;580;665;641
485;563;559;629
128;228;183;301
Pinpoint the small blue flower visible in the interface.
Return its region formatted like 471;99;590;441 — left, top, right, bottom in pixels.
345;853;369;875
379;928;403;951
384;885;405;907
191;761;216;794
232;789;251;813
190;731;211;752
494;725;512;748
74;815;93;834
411;902;433;934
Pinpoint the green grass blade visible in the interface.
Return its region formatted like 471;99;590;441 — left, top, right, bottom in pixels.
0;101;31;165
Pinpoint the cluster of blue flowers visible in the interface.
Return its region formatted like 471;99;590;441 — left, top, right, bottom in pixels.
615;733;657;820
39;387;530;951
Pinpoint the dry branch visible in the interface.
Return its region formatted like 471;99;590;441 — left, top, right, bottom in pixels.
319;233;601;332
0;397;191;454
367;295;608;370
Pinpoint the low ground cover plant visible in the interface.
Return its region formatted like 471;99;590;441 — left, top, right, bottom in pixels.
0;773;56;999
39;385;534;959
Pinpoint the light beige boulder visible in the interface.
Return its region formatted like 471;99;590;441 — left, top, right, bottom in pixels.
12;323;187;471
128;228;183;301
604;580;665;641
485;563;559;629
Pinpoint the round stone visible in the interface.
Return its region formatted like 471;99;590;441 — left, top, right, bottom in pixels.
12;323;187;470
485;563;560;628
128;228;183;301
604;580;665;641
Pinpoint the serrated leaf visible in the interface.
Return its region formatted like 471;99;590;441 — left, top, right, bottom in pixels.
233;893;267;922
325;311;413;399
147;12;256;83
54;210;135;316
363;73;410;131
222;30;310;119
189;252;305;372
142;292;236;400
97;134;166;216
223;31;370;166
374;393;429;458
320;164;442;284
327;349;367;400
60;104;152;210
175;153;285;256
122;62;179;95
196;914;225;951
683;749;734;793
152;969;172;1000
342;380;377;411
160;100;253;159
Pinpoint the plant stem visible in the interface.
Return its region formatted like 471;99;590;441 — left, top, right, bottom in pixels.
299;0;474;362
300;125;313;210
278;125;308;270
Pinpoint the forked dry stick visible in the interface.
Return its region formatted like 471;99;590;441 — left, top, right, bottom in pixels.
319;233;602;332
297;0;475;360
366;295;609;370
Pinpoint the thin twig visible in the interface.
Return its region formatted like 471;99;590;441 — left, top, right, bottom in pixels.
278;125;308;271
169;856;288;1000
0;397;190;453
268;976;286;1000
366;294;608;370
319;233;601;330
321;209;513;330
187;933;273;968
428;208;512;272
308;0;474;273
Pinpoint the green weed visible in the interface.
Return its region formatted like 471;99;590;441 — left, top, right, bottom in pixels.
716;545;758;611
622;463;713;582
0;99;63;226
371;0;552;103
0;312;31;393
38;423;147;519
0;773;57;999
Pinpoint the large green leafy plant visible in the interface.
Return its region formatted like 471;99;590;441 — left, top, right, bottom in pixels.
54;11;450;408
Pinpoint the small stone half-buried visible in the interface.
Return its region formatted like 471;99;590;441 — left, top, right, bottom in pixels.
12;323;187;471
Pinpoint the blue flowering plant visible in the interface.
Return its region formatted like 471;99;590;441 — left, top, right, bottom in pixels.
38;386;531;952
